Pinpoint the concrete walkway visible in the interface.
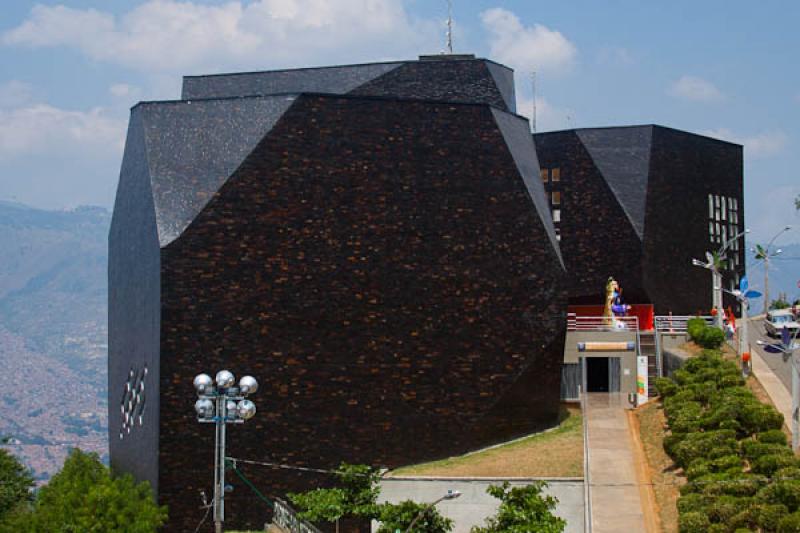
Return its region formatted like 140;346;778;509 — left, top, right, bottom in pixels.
585;393;647;533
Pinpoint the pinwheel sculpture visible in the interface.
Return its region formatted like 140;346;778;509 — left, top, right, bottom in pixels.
724;275;762;377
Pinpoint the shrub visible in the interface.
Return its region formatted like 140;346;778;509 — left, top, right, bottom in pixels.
673;430;736;468
757;504;789;531
377;500;452;533
655;377;678;397
470;481;565;533
753;455;800;477
708;495;744;523
760;430;790;446
677;493;710;514
779;512;800;532
759;480;800;512
742;441;792;461
686;460;711;480
740;404;785;434
728;508;755;530
687;318;707;341
776;468;800;482
697;327;726;349
679;511;710;532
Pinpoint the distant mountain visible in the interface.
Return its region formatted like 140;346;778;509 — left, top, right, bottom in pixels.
0;201;109;479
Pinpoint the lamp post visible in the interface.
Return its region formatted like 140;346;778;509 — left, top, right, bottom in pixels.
194;370;258;533
692;228;749;329
404;490;461;533
752;225;792;314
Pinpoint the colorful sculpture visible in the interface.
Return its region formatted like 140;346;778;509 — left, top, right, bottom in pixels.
604;277;631;328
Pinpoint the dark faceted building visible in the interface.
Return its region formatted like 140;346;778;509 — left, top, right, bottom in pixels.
534;125;744;314
109;56;567;531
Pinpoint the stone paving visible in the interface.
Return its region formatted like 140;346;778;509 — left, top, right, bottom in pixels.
585;393;647;533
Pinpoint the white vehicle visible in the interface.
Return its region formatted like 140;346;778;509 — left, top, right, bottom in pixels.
765;309;800;338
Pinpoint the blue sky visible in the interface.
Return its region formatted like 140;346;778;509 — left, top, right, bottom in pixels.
1;0;798;251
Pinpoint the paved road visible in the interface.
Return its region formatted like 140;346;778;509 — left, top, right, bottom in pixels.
746;318;792;391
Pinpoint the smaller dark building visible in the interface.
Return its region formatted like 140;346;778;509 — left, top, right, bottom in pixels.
534;125;744;314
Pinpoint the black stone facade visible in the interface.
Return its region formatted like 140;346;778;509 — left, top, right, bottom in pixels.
110;57;564;532
533;125;745;314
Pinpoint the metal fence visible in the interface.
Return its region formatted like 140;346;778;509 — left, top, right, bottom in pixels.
654;315;714;333
567;314;640;332
272;498;323;533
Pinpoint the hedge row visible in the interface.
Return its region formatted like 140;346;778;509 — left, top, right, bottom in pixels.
656;349;800;532
687;317;726;350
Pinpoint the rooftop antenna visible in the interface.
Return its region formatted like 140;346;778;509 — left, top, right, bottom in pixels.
531;71;537;133
446;0;454;54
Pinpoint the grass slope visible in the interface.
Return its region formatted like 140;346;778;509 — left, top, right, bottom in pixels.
390;405;583;478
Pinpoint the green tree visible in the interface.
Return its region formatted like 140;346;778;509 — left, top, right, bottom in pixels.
376;500;453;533
289;463;382;531
1;448;166;532
772;293;791;310
471;482;566;533
0;449;34;520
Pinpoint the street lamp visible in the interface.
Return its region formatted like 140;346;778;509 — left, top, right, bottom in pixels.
752;225;792;314
692;228;749;328
404;490;461;533
194;370;258;533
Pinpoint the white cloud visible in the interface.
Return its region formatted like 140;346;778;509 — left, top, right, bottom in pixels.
0;104;125;160
3;1;437;74
596;46;635;66
480;8;576;74
669;75;724;102
701;128;788;159
0;80;36;108
109;84;136;98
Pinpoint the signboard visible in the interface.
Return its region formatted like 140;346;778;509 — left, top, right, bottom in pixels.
637;355;649;406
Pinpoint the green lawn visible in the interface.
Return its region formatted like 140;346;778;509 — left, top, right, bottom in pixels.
389;405;583;478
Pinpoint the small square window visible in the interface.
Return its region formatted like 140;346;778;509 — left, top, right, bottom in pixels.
553;209;561;223
555;227;561;241
708;195;714;218
552;191;561;205
540;169;549;183
551;168;561;182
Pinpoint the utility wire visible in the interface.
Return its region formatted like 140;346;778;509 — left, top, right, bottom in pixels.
227;456;380;477
229;462;275;508
228;455;800;488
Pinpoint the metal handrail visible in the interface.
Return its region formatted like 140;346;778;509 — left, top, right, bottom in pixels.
567;314;640;332
654;315;714;333
272;498;324;533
